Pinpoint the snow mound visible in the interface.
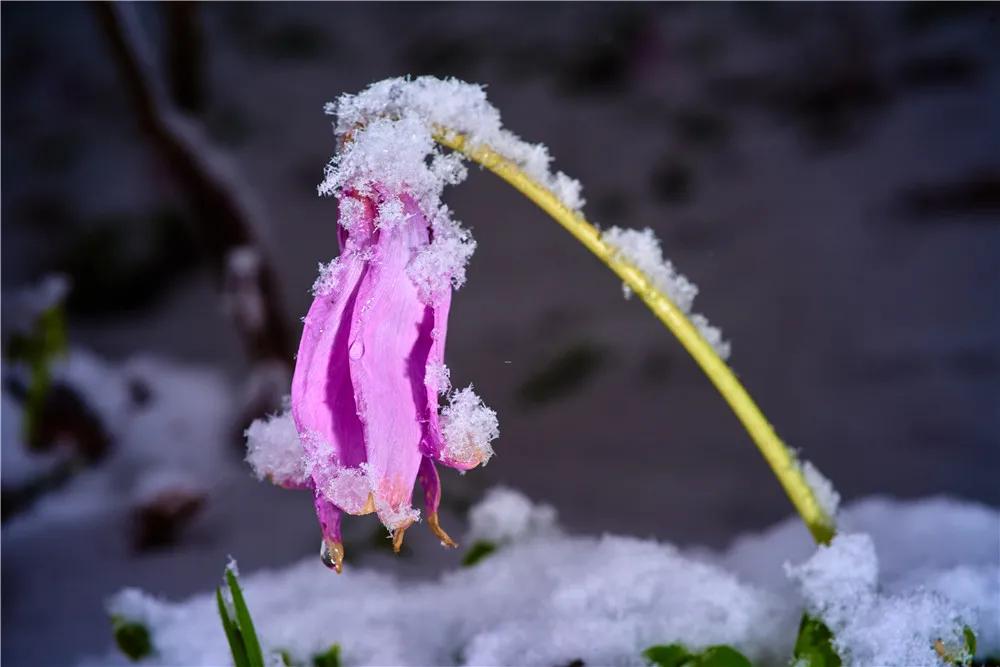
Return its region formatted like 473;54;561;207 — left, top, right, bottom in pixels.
91;492;998;667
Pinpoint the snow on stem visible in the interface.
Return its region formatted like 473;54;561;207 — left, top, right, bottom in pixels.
433;128;836;545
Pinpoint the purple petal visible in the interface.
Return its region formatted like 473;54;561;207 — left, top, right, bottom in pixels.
312;488;343;545
416;455;442;516
348;195;431;529
291;195;374;512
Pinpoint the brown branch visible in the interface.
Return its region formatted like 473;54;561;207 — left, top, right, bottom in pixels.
92;2;291;365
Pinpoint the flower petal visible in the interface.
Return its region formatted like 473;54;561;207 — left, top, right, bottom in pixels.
291;196;375;507
348;195;430;530
312;490;344;572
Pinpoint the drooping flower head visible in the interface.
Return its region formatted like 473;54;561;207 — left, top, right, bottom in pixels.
246;78;500;572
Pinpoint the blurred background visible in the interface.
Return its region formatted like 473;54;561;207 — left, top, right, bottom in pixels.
2;2;998;665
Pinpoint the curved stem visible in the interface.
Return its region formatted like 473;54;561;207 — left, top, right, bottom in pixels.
434;129;835;545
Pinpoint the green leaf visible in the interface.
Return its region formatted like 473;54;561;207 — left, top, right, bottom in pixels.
793;614;841;667
226;567;265;667
698;645;752;667
462;540;497;567
217;586;250;667
6;304;68;445
313;643;342;667
643;643;692;667
642;643;752;667
111;615;153;662
963;626;977;659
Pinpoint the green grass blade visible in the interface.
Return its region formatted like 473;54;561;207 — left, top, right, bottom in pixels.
217;586;250;667
226;568;265;667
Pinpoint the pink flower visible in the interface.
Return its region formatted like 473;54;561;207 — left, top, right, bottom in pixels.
291;186;498;572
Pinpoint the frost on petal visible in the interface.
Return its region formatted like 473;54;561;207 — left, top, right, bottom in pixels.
375;196;406;230
318;464;372;516
602;226;731;360
348;196;430;529
407;206;476;304
424;362;451;396
244;410;307;488
439;385;499;470
336;194;367;234
311;257;343;297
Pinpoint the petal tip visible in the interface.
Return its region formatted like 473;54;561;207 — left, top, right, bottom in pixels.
427;511;458;549
320;539;345;573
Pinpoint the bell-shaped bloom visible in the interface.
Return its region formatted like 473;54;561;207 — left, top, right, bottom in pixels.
287;186;498;571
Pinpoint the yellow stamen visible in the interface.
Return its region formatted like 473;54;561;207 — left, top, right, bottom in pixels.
427;512;458;549
433;128;836;545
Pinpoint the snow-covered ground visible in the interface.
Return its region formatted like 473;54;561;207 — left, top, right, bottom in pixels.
88;488;998;667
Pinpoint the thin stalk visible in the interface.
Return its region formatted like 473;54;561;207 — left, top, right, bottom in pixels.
434;129;835;545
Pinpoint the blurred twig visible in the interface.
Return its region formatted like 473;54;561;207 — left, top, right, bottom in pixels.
92;2;291;368
166;2;205;112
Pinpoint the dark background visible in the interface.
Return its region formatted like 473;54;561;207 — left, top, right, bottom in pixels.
2;3;999;665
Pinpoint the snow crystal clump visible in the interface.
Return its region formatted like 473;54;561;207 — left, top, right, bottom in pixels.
311;257;342;297
244;411;307;487
424;361;451;395
466;486;558;544
801;459;841;518
602;227;731;360
440;386;499;467
786;533;973;667
407;205;478;302
329;76;585;211
315;76;593;304
319;465;372;516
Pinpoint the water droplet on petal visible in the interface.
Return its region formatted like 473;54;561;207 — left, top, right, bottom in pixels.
349;340;364;360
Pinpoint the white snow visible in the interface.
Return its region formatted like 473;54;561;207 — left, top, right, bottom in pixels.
0;393;68;488
326;76;585;212
407;204;478;303
786;533;974;667
2;348;234;528
424;361;451;394
87;489;998;667
3;273;70;334
466;486;558;544
439;385;500;467
310;257;343;297
801;459;841;519
602;226;731;360
244;410;307;488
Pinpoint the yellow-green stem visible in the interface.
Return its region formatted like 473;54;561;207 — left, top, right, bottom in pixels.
434;129;836;545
